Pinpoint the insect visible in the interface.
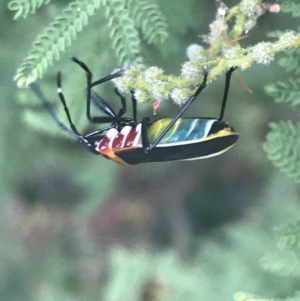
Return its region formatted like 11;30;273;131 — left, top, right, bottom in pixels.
29;58;239;165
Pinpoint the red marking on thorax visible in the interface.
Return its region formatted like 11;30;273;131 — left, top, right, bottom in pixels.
95;126;141;165
97;136;110;153
112;133;125;149
96;136;118;162
124;127;139;147
96;126;140;154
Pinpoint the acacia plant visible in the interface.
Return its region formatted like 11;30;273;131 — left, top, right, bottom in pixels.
9;0;300;178
8;1;300;300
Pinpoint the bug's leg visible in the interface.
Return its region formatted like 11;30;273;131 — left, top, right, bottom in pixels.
90;91;117;120
83;124;120;155
90;70;123;88
90;90;134;125
57;72;114;136
110;88;138;126
144;71;209;153
114;88;127;118
29;81;82;139
72;57;126;124
130;90;137;124
218;67;237;121
141;117;151;149
84;124;117;139
71;57;96;123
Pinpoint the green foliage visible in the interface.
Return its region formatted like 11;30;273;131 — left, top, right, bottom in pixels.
99;173;300;301
11;0;168;87
265;78;300;108
13;0;104;87
264;46;300;108
113;6;300;105
280;0;300;17
275;220;300;250
125;0;168;44
258;222;300;300
241;218;300;300
263;2;300;183
264;121;300;183
4;1;300;301
10;0;300;138
102;0;141;65
8;0;52;19
261;251;300;278
278;48;300;75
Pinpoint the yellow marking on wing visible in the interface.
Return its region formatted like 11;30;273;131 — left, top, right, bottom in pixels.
202;128;235;141
101;148;130;166
169;119;181;137
148;118;181;142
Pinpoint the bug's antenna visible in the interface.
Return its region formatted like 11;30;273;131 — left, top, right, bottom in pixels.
219;67;237;121
29;81;82;139
56;72;82;136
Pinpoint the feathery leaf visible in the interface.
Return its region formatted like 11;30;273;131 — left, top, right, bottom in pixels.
8;0;52;19
125;0;168;44
264;121;300;183
14;0;102;87
103;0;142;64
264;78;300;109
261;251;300;278
281;1;300;17
275;220;300;250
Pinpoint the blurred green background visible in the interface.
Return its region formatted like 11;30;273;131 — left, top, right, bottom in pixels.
1;1;300;300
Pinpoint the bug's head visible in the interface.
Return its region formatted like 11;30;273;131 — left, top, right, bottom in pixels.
222;121;236;133
208;120;237;138
79;137;101;155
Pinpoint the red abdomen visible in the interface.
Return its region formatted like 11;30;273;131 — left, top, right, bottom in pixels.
95;125;141;164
